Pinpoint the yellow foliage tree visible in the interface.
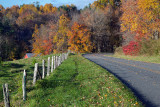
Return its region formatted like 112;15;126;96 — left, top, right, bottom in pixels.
42;4;57;13
53;14;70;53
120;0;160;40
19;4;38;15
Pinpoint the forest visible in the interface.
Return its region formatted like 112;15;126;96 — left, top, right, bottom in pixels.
0;0;159;61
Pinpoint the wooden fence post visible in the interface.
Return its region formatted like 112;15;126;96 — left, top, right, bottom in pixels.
33;63;38;85
61;54;63;62
42;60;45;79
58;56;60;66
65;53;67;60
60;55;61;65
54;56;56;70
56;56;58;67
59;54;61;65
2;83;10;107
62;53;64;62
61;54;63;63
51;56;54;73
56;56;58;68
22;70;26;101
67;53;68;59
47;57;50;76
63;53;65;61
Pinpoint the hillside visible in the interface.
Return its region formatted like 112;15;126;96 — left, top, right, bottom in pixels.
0;54;143;106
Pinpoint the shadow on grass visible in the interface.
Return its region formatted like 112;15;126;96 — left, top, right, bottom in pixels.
10;63;24;68
0;63;25;74
0;73;13;77
0;63;24;77
36;57;79;90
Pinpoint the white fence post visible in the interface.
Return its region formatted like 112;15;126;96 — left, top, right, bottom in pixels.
61;54;63;63
59;54;61;65
47;57;50;76
56;56;58;67
54;56;56;70
33;63;38;85
2;83;10;107
51;56;54;73
22;70;26;101
65;53;67;60
63;53;65;62
42;60;45;79
58;56;60;66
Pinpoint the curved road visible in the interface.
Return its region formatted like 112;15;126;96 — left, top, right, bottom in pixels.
83;53;160;107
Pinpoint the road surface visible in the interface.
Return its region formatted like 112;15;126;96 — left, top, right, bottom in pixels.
83;53;160;107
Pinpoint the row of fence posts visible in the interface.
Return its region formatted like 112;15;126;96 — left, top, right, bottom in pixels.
2;53;69;107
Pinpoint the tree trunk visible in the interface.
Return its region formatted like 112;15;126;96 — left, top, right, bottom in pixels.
97;38;101;53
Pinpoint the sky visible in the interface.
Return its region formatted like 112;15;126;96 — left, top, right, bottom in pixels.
0;0;96;9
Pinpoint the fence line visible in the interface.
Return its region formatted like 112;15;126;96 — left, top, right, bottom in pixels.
2;53;69;106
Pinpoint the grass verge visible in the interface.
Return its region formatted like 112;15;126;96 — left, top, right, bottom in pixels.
0;54;143;106
110;53;160;64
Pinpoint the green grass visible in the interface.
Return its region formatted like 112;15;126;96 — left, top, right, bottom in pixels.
110;53;160;64
0;54;143;106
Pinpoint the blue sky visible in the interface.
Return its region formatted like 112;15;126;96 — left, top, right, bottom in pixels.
0;0;96;9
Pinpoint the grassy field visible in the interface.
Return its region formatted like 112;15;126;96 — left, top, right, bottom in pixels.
110;53;160;64
0;54;143;106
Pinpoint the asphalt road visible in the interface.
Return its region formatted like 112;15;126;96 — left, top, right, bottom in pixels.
83;53;160;107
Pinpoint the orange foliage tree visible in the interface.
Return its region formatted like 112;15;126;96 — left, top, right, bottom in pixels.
32;24;42;56
32;24;54;56
67;22;93;53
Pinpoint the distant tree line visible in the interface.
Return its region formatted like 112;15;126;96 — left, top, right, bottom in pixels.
0;0;159;60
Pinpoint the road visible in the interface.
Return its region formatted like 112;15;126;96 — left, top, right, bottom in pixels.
83;53;160;107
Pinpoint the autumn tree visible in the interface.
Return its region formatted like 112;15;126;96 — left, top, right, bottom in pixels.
106;4;122;51
32;24;50;56
38;24;55;55
137;0;160;39
121;0;160;42
16;4;41;28
91;0;120;9
67;22;93;53
32;22;57;56
40;4;57;14
0;18;17;60
91;0;108;9
3;5;19;25
53;14;70;53
58;4;77;13
32;24;41;56
81;8;112;52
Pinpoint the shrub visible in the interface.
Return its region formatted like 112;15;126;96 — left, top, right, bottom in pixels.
122;41;140;56
139;39;160;56
114;47;124;55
